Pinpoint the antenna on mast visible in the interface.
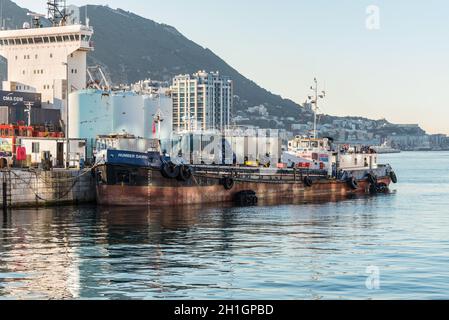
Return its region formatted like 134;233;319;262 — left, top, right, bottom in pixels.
47;0;70;27
309;77;326;139
27;12;46;28
0;0;4;30
85;5;89;27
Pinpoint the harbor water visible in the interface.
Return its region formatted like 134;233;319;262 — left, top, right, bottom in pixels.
0;152;448;299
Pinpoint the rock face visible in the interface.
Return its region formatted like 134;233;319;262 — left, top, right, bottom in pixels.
77;5;302;119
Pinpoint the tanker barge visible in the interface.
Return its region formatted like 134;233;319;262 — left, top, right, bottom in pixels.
94;137;398;207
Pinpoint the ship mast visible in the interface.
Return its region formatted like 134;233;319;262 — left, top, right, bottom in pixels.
0;0;4;30
309;78;326;139
47;0;69;27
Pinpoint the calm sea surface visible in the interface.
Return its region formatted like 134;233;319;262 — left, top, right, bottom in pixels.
1;152;449;300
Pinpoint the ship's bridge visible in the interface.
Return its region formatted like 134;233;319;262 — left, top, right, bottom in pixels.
0;24;94;52
0;23;94;113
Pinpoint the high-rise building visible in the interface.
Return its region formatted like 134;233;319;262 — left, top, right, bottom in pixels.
0;1;93;118
171;70;233;133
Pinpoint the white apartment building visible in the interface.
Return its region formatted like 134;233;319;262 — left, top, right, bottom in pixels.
0;5;93;120
171;71;233;133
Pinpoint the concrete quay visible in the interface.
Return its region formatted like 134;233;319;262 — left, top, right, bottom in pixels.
0;169;95;208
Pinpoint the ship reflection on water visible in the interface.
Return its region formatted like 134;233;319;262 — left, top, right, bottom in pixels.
0;193;389;300
2;153;449;300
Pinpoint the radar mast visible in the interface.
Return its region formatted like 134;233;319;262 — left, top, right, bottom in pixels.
47;0;70;27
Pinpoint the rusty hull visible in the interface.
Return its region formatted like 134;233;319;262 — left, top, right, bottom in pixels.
96;168;391;207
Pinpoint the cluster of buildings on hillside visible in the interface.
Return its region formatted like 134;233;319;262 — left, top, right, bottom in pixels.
288;118;449;151
235;101;449;151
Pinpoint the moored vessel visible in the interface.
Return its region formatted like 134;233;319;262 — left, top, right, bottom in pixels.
372;142;401;154
94;137;398;207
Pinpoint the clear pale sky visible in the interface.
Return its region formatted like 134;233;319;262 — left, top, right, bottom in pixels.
12;0;449;134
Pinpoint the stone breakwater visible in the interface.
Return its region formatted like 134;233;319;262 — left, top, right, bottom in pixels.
0;169;95;208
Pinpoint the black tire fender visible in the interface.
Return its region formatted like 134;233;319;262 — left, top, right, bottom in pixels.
304;176;313;187
222;177;235;190
390;171;398;184
161;162;180;179
366;173;377;185
347;177;359;190
368;183;377;194
177;165;193;181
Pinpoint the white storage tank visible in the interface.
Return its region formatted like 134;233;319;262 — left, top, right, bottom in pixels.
69;89;173;160
112;92;145;137
69;89;113;156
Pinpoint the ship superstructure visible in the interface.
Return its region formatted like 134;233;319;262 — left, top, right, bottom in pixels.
0;0;93;115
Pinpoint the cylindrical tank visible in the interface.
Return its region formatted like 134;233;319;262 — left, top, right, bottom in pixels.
112;92;145;137
69;89;113;139
69;89;113;157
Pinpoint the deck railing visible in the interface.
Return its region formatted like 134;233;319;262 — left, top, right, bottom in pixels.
192;165;329;183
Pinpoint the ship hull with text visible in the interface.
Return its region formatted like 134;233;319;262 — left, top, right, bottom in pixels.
96;166;393;207
94;140;397;207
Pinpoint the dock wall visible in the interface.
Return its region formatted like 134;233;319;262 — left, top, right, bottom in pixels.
0;169;96;208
